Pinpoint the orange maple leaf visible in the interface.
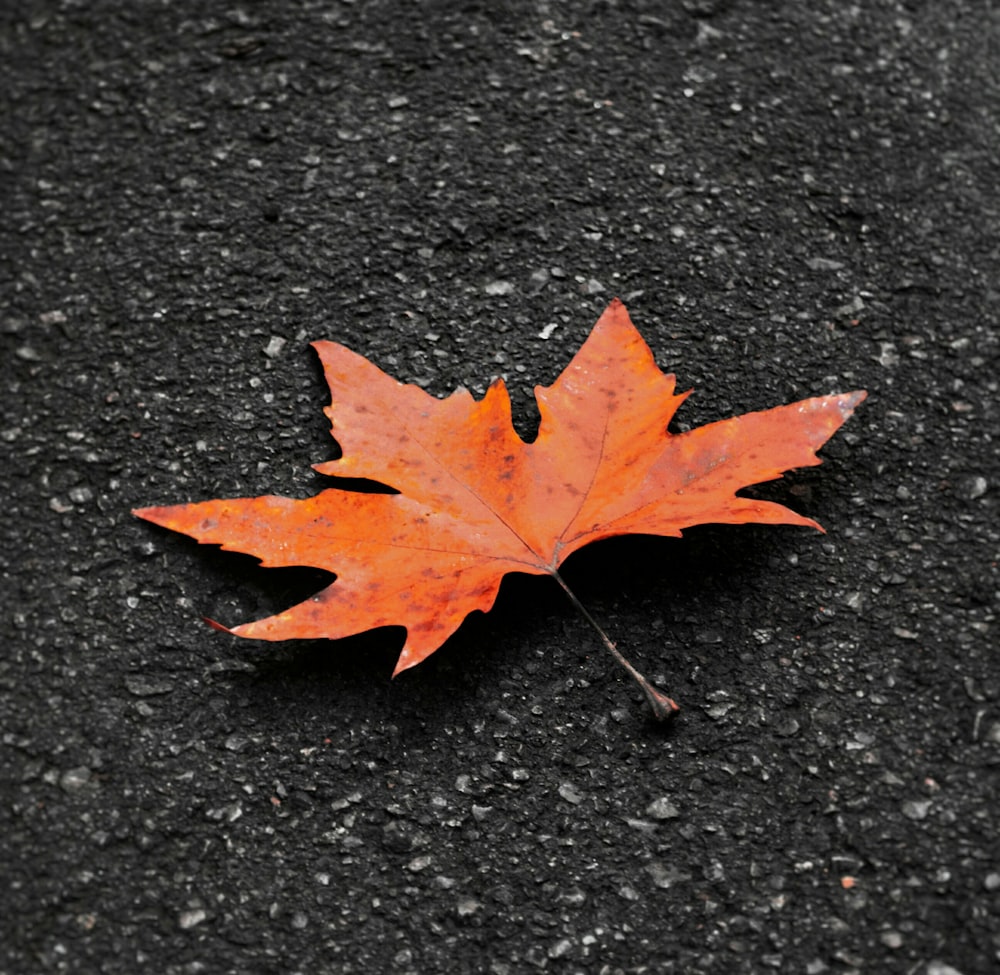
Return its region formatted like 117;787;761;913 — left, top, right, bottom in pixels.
134;299;865;718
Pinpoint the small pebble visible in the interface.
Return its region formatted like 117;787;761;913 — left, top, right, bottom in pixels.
484;280;514;296
124;676;174;697
926;962;966;975
901;799;931;821
646;797;681;820
806;256;845;271
263;336;286;358
59;767;92;793
178;909;206;929
558;782;584;805
456;897;481;917
959;475;987;500
548;939;573;959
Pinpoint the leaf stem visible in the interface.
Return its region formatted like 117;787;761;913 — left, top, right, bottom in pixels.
551;570;679;722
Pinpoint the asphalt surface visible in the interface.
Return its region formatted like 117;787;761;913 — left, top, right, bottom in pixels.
3;2;999;973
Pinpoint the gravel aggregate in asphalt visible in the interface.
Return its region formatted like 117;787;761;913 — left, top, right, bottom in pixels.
3;2;999;973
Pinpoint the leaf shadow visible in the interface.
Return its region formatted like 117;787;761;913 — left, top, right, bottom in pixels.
552;518;818;708
181;569;549;737
145;485;829;736
227;575;564;732
558;524;776;609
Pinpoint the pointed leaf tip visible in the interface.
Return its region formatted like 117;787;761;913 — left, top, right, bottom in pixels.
841;389;867;413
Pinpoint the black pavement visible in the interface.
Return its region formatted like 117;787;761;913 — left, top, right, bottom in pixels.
3;2;998;973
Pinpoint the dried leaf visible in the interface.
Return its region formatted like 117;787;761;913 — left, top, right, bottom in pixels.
135;300;865;716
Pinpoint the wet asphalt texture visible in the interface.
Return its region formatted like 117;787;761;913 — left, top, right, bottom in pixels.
3;2;999;973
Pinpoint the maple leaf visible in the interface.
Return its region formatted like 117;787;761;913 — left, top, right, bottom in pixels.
134;299;865;719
